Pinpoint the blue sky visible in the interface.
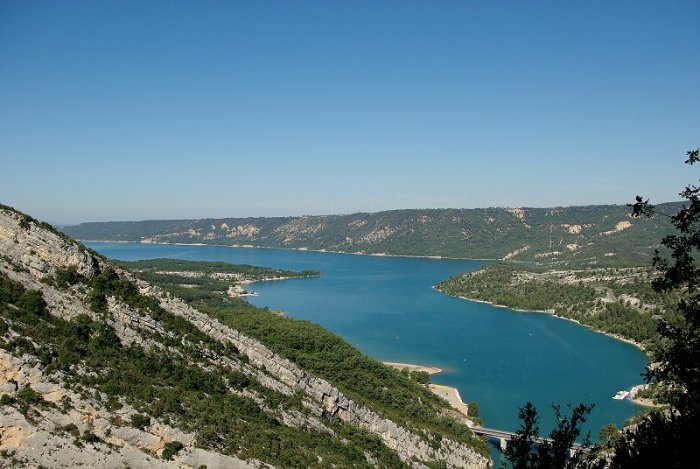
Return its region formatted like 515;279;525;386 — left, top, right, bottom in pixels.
1;1;698;224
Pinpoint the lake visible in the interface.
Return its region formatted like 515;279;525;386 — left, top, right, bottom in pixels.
88;242;648;439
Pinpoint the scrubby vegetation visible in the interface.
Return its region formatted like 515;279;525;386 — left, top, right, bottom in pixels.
118;258;319;301
123;259;489;455
436;263;676;348
1;240;490;465
63;203;682;266
0;269;413;467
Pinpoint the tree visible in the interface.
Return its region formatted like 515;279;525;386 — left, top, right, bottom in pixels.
503;401;593;469
598;423;621;447
505;402;540;469
468;400;480;417
612;149;700;467
18;289;47;317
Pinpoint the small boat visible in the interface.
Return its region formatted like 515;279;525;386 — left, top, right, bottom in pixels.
612;390;630;400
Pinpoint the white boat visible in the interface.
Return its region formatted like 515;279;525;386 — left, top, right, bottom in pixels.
613;390;630;400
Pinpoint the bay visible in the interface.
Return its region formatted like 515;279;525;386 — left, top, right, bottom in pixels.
88;241;647;439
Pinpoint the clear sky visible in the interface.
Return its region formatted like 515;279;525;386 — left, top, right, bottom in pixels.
1;1;698;224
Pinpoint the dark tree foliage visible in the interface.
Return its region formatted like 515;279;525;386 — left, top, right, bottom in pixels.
51;266;83;289
506;402;541;469
503;401;593;469
468;400;481;417
17;290;47;317
613;149;700;468
161;441;184;460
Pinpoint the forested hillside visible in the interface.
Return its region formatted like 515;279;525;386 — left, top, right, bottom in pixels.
63;203;681;267
436;264;680;349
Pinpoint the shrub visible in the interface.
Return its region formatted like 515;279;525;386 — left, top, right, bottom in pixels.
162;441;184;460
130;413;151;430
18;290;47;317
53;266;83;289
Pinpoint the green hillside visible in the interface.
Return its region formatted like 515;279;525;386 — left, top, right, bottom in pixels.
436;263;680;349
63;203;681;267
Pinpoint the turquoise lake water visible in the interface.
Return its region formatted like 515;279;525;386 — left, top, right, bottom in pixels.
88;242;648;440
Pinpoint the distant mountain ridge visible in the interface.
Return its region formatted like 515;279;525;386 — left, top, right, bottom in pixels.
64;203;682;267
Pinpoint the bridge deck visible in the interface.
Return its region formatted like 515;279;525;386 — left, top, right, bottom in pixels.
471;426;584;450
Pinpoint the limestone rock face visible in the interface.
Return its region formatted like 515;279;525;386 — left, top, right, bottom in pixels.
0;206;490;468
0;209;103;279
0;351;256;469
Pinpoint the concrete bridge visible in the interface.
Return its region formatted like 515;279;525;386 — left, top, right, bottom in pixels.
471;426;585;452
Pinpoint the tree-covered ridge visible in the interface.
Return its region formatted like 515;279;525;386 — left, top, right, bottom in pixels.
120;258;319;297
63;203;681;267
123;260;489;456
122;258;319;279
436;264;678;347
120;258;317;304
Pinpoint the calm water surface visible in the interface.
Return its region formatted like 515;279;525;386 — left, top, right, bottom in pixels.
89;242;647;438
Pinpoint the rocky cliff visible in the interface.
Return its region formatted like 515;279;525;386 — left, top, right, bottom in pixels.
0;205;490;468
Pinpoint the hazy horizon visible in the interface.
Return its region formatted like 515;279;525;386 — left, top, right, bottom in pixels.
2;2;698;225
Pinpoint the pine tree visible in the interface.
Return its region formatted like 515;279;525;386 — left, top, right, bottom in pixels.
612;149;700;467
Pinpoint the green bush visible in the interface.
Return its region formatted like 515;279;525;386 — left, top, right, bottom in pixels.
18;290;47;317
410;370;431;385
0;274;25;303
81;430;101;444
60;423;80;437
161;441;184;460
52;266;83;289
130;413;151;430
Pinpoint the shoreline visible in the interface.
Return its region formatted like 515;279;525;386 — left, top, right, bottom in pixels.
626;384;665;409
437;289;648;353
383;362;473;424
90;239;646;352
629;396;663;408
385;360;656;429
91;239;651;409
382;362;443;375
429;384;472;421
80;239;499;262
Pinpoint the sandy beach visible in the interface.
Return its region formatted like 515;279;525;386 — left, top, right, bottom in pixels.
429;383;471;418
383;362;473;423
383;362;443;375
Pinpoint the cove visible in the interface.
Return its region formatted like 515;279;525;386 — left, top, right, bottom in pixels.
87;242;648;438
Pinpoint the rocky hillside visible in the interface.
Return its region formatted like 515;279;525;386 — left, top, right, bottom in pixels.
63;204;681;266
0;204;490;468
